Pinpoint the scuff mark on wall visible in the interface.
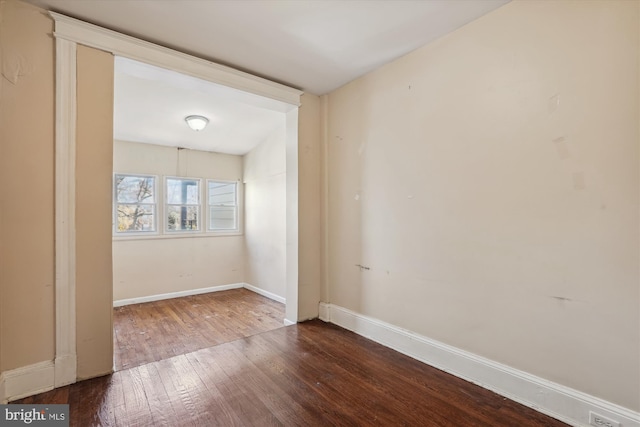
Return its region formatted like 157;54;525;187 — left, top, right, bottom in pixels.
548;93;560;114
550;295;574;302
0;0;37;86
553;136;570;160
1;52;33;85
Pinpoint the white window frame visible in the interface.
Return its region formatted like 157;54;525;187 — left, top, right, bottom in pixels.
165;176;202;233
206;179;241;235
113;173;158;235
112;174;243;239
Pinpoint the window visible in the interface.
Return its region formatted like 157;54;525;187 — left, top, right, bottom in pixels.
114;173;241;238
207;180;238;231
166;177;200;231
114;174;156;233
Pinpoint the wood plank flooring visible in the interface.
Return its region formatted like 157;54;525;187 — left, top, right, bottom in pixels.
113;288;285;370
16;318;568;426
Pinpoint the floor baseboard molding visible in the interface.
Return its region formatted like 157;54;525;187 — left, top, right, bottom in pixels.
0;361;55;403
242;283;286;304
319;302;640;427
113;283;245;307
113;283;287;307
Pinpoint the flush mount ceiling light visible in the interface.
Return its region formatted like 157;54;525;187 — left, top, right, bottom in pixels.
185;115;209;131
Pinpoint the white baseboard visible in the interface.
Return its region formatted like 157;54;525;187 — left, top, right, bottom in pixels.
243;283;286;304
283;319;296;326
0;361;55;403
113;283;287;307
319;302;640;427
113;283;245;307
318;302;330;322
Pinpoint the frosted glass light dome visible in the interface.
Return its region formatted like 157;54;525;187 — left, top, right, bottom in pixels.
185;115;209;131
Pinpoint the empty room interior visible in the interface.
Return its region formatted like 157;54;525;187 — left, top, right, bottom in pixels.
110;56;292;371
1;0;638;426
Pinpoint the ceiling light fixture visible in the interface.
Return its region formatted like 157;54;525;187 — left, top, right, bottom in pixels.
185;115;209;131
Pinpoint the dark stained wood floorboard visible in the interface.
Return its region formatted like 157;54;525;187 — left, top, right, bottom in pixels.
113;288;285;370
15;319;569;427
287;322;491;425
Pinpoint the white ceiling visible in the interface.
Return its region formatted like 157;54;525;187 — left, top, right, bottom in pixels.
27;0;508;95
114;57;286;155
27;0;509;155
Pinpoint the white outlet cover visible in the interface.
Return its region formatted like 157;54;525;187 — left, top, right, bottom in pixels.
589;411;621;427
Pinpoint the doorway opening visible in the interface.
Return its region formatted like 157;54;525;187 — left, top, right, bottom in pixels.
111;57;296;371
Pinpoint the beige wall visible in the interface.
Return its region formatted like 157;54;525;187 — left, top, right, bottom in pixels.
244;124;287;299
112;141;245;301
297;93;322;319
0;0;55;372
325;0;639;410
76;45;114;379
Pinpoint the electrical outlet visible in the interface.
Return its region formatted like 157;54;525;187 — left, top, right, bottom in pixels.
589;411;620;427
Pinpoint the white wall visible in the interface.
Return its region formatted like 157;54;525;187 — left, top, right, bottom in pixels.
112;140;245;300
243;124;287;300
325;0;638;412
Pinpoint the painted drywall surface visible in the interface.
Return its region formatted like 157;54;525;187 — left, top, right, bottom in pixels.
0;0;55;372
326;0;639;411
76;45;114;379
114;237;245;300
112;140;245;300
114;140;243;179
297;93;322;320
243;124;287;300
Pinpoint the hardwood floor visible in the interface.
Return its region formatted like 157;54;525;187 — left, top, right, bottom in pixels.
113;288;285;370
16;318;568;426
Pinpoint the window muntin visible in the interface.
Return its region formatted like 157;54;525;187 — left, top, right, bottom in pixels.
166;177;200;231
114;174;156;233
207;180;238;231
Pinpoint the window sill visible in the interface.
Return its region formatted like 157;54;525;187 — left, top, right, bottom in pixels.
113;231;243;241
